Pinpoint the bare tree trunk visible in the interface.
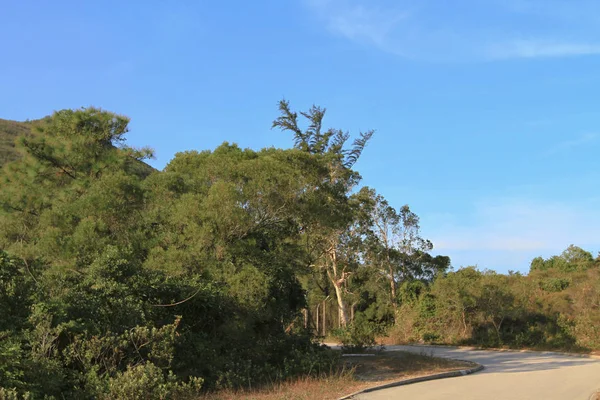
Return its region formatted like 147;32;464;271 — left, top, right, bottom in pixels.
322;299;327;336
316;303;320;335
389;265;398;322
332;281;349;327
327;246;349;328
492;317;504;343
379;222;398;324
351;302;356;323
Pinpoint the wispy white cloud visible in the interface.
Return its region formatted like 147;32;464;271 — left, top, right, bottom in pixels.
305;0;408;50
303;0;600;61
544;132;598;156
487;40;600;60
495;0;600;22
423;197;600;272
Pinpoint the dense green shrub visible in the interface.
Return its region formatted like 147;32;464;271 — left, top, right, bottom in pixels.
332;317;383;352
101;362;202;400
2;105;599;400
539;277;571;292
0;108;343;398
0;387;30;400
421;332;441;343
389;254;600;352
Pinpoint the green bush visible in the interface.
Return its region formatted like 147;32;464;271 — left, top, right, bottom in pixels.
422;332;441;343
332;318;383;352
101;362;202;400
0;387;31;400
539;278;571;292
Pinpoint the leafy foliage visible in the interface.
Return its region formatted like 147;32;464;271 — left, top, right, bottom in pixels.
0;118;35;168
3;103;598;400
390;248;600;351
332;317;383;353
0;107;343;398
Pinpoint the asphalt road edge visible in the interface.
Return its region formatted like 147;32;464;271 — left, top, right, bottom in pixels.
337;361;485;400
401;343;600;360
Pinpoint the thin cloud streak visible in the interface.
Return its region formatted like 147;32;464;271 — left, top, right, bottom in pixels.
305;0;408;49
423;197;600;271
487;40;600;60
303;0;600;61
544;132;598;156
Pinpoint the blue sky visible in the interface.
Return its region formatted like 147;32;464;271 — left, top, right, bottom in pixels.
2;0;599;273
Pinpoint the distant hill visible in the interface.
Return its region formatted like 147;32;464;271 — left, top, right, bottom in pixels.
0;118;35;168
0;117;155;176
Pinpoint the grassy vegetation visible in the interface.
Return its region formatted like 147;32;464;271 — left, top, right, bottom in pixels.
200;351;471;400
345;350;470;382
199;373;360;400
0;118;33;167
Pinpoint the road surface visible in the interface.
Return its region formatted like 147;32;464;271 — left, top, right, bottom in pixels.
355;345;600;400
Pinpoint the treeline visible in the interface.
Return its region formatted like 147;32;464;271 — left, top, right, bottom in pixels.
304;230;600;352
389;245;600;350
0;103;435;399
1;104;599;399
0;106;338;398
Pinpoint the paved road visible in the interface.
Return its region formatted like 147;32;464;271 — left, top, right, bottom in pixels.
356;345;600;400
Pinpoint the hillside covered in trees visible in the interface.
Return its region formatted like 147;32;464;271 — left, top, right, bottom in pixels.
1;105;599;399
390;245;600;350
0;118;35;167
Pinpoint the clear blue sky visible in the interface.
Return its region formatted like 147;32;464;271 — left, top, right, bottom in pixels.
2;0;599;273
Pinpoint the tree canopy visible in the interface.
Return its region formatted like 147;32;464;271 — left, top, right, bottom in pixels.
1;104;599;399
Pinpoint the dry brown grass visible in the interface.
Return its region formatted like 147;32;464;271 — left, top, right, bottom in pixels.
198;374;366;400
199;351;472;400
346;350;470;382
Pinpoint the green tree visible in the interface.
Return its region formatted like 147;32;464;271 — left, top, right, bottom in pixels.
530;245;595;272
353;187;447;323
272;100;373;327
477;272;516;344
430;267;482;338
0;106;338;397
0;108;153;261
